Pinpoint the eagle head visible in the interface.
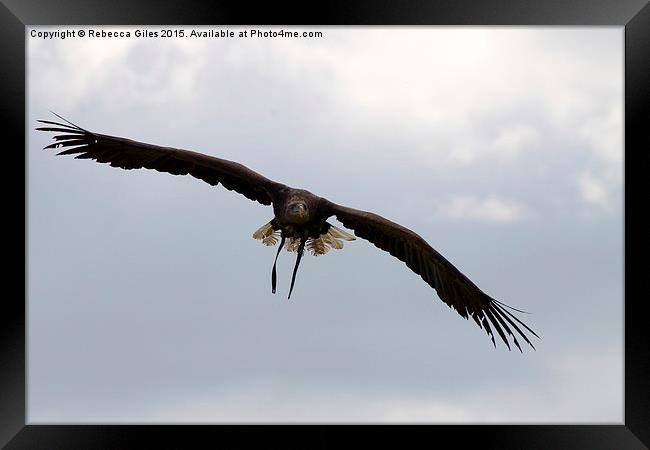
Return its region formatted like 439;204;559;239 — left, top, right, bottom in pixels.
287;202;309;223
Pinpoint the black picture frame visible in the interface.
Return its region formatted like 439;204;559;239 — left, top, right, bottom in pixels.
3;0;648;448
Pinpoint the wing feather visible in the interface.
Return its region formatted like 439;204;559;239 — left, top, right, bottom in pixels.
327;202;539;351
37;114;286;206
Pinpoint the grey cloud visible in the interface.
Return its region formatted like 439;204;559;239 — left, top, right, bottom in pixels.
28;27;622;423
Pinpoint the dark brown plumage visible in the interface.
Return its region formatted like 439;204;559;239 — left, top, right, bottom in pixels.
37;113;539;351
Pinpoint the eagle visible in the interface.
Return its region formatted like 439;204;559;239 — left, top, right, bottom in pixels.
37;113;539;351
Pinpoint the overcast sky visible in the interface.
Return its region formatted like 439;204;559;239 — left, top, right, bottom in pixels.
27;26;623;423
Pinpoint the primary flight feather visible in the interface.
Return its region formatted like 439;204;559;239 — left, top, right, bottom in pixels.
37;113;539;351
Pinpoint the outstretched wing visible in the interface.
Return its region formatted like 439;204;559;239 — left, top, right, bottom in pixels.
326;202;539;351
36;113;286;206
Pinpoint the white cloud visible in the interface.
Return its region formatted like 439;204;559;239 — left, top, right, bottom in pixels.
471;346;623;423
448;123;541;165
29;26;208;116
31;343;622;423
578;103;623;165
434;195;532;223
267;28;621;170
135;390;475;423
577;170;611;210
81;345;621;423
489;124;540;161
29;27;132;111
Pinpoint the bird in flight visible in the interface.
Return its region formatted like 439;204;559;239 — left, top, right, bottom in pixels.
37;112;539;351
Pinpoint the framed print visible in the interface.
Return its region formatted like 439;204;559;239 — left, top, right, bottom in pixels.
2;0;648;448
